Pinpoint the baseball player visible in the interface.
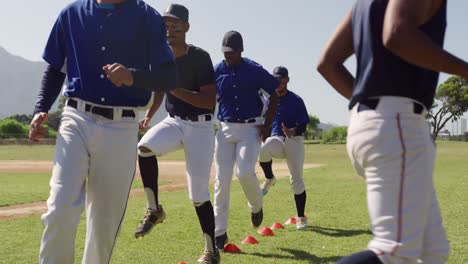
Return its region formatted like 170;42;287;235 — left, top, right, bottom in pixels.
317;0;468;263
29;1;176;263
258;66;310;230
133;4;219;264
213;30;285;249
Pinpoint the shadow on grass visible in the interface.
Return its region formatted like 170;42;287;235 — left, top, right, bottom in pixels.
305;226;372;237
249;248;342;263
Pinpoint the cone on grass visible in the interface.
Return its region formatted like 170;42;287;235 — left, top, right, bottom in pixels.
224;243;242;253
271;222;285;229
178;262;187;264
285;217;297;225
241;235;259;244
258;227;274;236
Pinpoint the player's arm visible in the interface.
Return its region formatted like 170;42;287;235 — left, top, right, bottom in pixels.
139;90;165;131
317;9;355;100
170;52;217;109
383;0;468;79
170;84;216;110
282;99;310;138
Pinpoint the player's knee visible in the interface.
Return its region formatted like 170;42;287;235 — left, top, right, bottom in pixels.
138;146;155;157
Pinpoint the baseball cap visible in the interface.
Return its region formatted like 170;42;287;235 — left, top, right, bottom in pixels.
273;66;289;78
163;4;189;22
222;31;244;52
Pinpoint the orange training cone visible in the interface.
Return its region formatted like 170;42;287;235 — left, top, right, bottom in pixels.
178;262;187;264
258;227;275;236
271;222;285;229
224;243;242;253
285;216;297;225
241;235;259;244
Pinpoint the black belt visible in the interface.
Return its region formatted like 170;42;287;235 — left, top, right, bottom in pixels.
169;113;212;122
358;98;424;114
66;99;136;120
221;118;256;123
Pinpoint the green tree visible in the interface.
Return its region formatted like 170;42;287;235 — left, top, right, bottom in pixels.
321;126;347;144
0;119;28;138
428;76;468;138
304;114;321;140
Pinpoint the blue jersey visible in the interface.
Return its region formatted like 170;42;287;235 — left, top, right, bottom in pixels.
350;0;446;110
43;0;174;107
271;91;310;137
214;58;278;121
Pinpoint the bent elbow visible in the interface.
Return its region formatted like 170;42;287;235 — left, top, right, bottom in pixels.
382;23;404;52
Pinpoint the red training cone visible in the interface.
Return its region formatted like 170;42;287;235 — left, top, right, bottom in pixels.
285;216;297;225
241;235;259;244
178;262;187;264
258;227;275;236
224;243;242;253
271;222;285;230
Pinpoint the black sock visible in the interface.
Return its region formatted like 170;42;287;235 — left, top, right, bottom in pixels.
259;160;274;179
294;191;306;217
337;250;383;264
138;154;159;210
195;201;216;252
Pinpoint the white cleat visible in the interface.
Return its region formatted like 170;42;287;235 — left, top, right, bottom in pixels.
296;216;308;230
261;177;276;196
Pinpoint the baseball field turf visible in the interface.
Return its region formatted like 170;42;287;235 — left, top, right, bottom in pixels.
0;142;466;263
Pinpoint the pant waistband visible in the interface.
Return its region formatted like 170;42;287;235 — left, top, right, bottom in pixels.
169;113;212;122
220;118;257;123
357;97;426;115
66;99;136;120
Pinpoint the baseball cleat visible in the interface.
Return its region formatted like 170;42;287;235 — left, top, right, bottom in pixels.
296;216;308;230
197;249;220;264
134;205;166;238
261;177;276;196
251;208;263;228
215;233;228;250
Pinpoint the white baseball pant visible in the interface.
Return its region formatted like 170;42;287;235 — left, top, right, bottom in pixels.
138;115;215;203
259;135;306;194
214;121;263;237
346;96;449;264
40;104;139;264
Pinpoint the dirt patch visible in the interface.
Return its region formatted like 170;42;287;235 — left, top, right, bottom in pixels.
0;161;323;220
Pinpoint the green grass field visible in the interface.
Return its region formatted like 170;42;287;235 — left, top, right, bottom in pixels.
0;142;467;263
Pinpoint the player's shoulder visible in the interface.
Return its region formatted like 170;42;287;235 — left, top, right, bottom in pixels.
134;0;164;21
242;57;262;68
187;45;211;59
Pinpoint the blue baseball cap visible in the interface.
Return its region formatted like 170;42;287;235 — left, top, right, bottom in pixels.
222;31;244;52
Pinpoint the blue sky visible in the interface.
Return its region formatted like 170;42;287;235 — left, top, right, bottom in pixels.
1;0;467;128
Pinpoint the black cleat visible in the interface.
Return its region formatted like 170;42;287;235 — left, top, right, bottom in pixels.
134;205;166;238
197;249;220;264
215;233;228;250
251;208;263;228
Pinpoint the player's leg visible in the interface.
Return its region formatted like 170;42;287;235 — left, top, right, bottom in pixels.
182;121;219;262
213;122;236;248
39;109;89;264
285;136;307;229
134;116;184;237
82;116;139;264
258;136;285;195
236;125;263;227
347;108;438;263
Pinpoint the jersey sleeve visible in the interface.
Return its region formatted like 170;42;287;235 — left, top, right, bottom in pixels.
195;51;215;87
296;97;310;126
257;66;279;97
42;14;67;71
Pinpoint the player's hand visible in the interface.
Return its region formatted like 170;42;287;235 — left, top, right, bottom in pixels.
257;125;271;142
29;112;49;143
139;116;151;132
281;123;296;138
102;63;134;87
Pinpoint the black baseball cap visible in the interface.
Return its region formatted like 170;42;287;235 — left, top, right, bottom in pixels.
273;66;289;78
222;31;244;52
163;4;189;22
